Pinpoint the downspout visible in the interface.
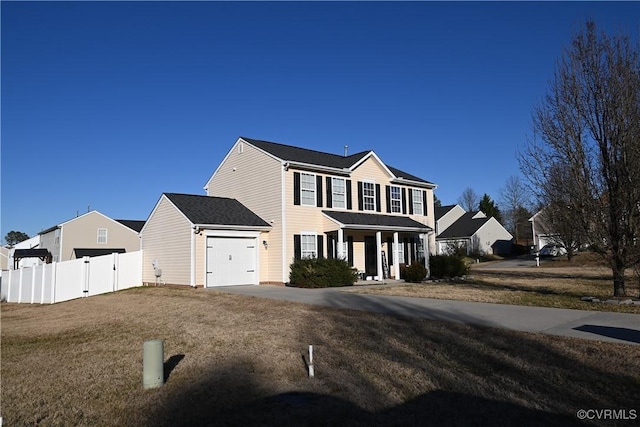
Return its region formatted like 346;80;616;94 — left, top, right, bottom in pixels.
281;162;288;284
190;225;196;287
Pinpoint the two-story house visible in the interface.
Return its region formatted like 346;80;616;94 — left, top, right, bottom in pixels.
205;137;436;285
39;211;143;262
141;137;436;287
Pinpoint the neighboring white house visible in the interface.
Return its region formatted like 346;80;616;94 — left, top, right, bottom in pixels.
435;205;513;255
529;209;556;251
7;235;43;269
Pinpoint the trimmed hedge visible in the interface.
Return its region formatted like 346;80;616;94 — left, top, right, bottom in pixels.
289;257;357;288
402;263;428;283
429;254;469;279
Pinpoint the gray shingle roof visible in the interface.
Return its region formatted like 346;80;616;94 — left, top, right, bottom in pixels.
74;248;126;258
242;137;433;184
164;193;270;228
323;210;432;231
242;137;369;169
115;220;146;232
437;211;489;239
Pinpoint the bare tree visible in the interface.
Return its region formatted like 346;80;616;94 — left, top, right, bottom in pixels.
499;175;532;240
457;187;479;212
520;22;640;296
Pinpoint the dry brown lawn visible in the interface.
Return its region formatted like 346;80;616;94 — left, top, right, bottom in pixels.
351;259;640;314
2;287;639;426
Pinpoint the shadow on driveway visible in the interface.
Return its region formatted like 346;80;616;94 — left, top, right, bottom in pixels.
573;325;640;344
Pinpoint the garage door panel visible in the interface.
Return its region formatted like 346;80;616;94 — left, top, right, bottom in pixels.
206;237;257;287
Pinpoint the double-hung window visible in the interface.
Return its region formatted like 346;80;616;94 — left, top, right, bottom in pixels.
300;173;316;206
390;186;402;213
301;234;317;258
363;182;376;211
54;229;60;245
97;228;108;244
412;189;424;216
332;177;346;209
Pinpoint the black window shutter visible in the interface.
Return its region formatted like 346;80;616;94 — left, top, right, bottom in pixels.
387;237;394;265
357;182;363;211
408;189;414;215
347;236;354;267
346;180;353;210
326;177;332;208
402;188;407;214
375;184;381;212
294;234;301;260
317;235;324;258
385;186;391;213
316;175;323;207
422;191;428;216
293;172;301;206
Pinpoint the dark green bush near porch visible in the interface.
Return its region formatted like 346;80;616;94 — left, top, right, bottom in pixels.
429;254;470;279
289;257;357;288
402;263;428;283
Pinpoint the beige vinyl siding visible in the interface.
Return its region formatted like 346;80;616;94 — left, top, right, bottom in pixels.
194;232;205;287
59;212;140;262
285;169;328;263
258;231;270;282
206;141;283;282
141;197;192;285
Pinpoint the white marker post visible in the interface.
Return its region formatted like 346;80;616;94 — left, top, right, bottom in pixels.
308;345;314;378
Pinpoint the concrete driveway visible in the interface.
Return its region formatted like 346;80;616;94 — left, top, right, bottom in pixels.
212;284;640;345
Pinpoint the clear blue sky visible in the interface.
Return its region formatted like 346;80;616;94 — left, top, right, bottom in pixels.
2;1;638;241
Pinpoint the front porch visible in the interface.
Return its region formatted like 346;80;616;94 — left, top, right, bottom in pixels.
322;211;434;281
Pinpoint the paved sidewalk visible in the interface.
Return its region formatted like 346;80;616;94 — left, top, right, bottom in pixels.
212;284;640;345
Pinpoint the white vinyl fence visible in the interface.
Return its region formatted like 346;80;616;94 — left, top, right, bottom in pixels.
3;251;142;304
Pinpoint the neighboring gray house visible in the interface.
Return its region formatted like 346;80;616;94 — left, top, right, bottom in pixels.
435;204;513;255
39;211;143;262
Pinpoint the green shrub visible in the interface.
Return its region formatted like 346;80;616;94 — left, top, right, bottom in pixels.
289;257;357;288
403;263;428;283
429;254;470;279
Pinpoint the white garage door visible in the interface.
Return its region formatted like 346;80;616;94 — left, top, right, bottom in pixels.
206;236;257;287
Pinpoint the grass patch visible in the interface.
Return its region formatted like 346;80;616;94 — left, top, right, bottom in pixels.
2;287;639;426
351;264;640;313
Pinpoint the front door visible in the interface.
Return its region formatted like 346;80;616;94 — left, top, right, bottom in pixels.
364;236;377;277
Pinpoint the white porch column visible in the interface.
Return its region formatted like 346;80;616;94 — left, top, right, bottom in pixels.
337;228;344;260
376;231;382;280
422;233;430;278
393;232;400;280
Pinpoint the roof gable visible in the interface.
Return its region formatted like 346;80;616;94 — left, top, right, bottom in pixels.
434;204;458;221
437;211;490;239
39;210;139;235
163;193;270;228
